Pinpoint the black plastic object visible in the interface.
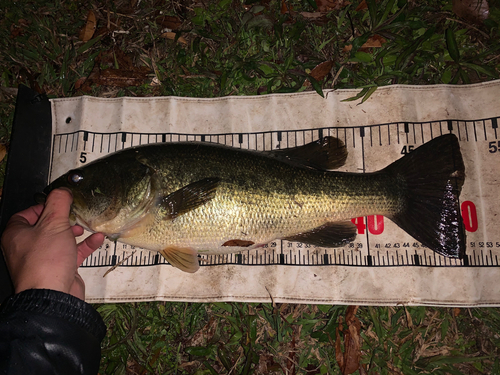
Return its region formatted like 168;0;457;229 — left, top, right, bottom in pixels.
0;85;52;303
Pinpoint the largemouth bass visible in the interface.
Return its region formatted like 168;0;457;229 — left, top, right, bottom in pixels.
45;133;466;273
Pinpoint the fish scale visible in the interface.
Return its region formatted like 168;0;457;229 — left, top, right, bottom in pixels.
45;134;465;273
131;145;401;251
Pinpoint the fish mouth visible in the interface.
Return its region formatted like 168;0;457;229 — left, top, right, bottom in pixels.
34;192;47;204
43;182;55;195
33;182;55;204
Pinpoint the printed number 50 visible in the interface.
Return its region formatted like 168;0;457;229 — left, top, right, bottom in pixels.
488;141;500;153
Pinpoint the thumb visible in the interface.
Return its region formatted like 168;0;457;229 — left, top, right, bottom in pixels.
37;188;73;227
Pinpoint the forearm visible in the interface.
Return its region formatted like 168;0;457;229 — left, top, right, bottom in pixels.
0;289;106;375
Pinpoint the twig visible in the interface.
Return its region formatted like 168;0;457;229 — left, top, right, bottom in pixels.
103;250;136;277
102;9;137;19
331;65;344;89
446;17;489;39
265;285;276;308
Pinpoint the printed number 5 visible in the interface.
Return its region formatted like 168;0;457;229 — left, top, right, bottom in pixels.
488;141;500;153
80;152;87;163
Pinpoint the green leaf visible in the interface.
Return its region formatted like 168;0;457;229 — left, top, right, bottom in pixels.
360;85;377;103
213;302;233;313
311;330;329;342
218;0;232;10
317;305;331;313
308;75;324;97
318;36;336;51
246;14;273;30
367;0;377;29
416;355;492;368
395;26;435;70
250;5;265;13
220;70;227;94
342;87;370;102
76;35;102;55
217;346;233;370
284;53;294;71
441;66;453;84
445;28;460;63
350;33;371;53
306;0;318;10
185;346;214;357
201;360;219;375
459;67;470;84
376;0;397;28
462;62;497;77
353;51;373;63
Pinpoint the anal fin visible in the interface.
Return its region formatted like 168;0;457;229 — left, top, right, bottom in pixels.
158;246;200;273
284;221;357;247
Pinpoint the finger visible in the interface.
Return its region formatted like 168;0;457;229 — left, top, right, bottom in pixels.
7;204;44;228
38;188;73;224
72;225;84;237
77;233;105;266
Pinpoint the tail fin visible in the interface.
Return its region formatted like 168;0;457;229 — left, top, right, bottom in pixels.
384;134;466;258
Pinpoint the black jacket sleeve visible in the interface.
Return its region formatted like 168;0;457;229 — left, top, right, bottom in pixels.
0;289;106;375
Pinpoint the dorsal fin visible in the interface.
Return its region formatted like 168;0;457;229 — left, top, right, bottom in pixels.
266;136;348;170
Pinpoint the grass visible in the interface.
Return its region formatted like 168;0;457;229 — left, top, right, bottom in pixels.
2;0;500;373
97;302;500;374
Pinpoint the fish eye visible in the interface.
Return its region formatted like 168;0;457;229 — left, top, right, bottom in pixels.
67;170;84;186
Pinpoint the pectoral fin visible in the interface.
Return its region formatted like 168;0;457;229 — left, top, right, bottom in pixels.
158;246;200;273
284;221;357;247
162;177;221;220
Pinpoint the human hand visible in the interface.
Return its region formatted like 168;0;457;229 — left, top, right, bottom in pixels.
1;188;104;300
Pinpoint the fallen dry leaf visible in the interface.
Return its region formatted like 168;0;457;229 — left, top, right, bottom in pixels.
74;77;87;91
281;0;293;14
160;32;188;45
343;34;386;52
77;49;151;90
310;60;334;81
453;0;489;24
335;306;361;375
299;0;349;23
157;15;183;30
0;144;6;163
258;353;284;373
79;10;97;42
126;356;146;375
355;0;368;11
300;11;324;19
184;317;218;347
363;34;386;48
10;19;31;38
316;0;350;12
94;68;149;88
